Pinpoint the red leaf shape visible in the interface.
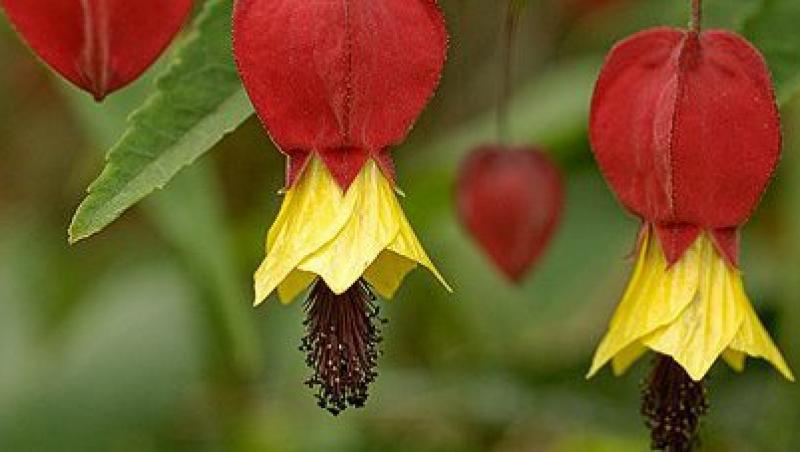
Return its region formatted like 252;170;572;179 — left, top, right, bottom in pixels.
590;28;780;263
456;146;565;283
1;0;193;101
233;0;448;189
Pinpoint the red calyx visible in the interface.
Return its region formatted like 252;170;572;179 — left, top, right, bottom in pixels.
233;0;448;189
456;146;565;283
590;27;781;265
1;0;194;101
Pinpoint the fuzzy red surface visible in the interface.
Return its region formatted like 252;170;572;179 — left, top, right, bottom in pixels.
590;27;781;265
1;0;193;101
456;146;564;283
233;0;447;189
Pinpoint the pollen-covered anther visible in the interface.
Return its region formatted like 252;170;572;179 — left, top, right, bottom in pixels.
300;278;385;415
641;354;709;452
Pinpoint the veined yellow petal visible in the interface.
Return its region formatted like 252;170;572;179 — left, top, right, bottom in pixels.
611;342;648;376
589;229;794;382
363;250;418;299
363;216;454;299
296;160;401;294
588;230;700;377
642;237;743;381
727;287;795;381
277;270;316;305
254;158;354;305
254;156;448;305
385;203;452;293
722;349;746;373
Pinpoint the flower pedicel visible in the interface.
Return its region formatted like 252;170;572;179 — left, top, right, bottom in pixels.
233;0;450;415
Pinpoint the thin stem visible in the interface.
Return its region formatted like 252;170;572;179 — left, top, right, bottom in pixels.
497;1;521;143
690;0;702;34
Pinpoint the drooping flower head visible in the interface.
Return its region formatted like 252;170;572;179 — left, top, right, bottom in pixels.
588;3;793;448
457;145;564;282
1;0;194;100
233;0;449;414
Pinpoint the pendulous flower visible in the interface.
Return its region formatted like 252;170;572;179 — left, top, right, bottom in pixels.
1;0;194;101
233;0;450;415
456;145;564;282
587;1;793;448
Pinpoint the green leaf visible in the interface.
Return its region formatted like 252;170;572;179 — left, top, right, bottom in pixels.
742;0;800;104
69;0;254;243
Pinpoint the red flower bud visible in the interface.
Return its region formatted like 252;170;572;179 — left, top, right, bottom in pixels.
456;146;564;282
590;28;781;265
1;0;194;101
233;0;448;189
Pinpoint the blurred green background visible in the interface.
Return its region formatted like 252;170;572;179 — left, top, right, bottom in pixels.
1;0;798;450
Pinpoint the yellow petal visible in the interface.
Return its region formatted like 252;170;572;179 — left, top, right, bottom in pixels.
727;288;795;381
385;199;452;293
363;213;453;299
611;342;648;376
254;157;354;305
722;349;746;373
642;237;743;381
296;159;401;294
363;250;418;299
589;229;794;382
254;156;448;305
276;270;316;305
588;230;700;377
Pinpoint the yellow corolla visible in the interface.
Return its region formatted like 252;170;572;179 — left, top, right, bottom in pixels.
589;228;794;382
254;156;450;306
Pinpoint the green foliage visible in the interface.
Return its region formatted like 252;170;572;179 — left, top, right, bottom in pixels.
743;0;800;104
68;0;253;243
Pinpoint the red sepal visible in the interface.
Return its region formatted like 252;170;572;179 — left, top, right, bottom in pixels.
456;145;565;283
1;0;193;101
654;223;701;266
233;0;447;190
710;227;740;267
318;147;370;189
649;223;739;268
374;149;398;185
285;149;311;188
590;27;781;264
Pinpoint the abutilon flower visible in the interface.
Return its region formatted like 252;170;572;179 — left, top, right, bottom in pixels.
1;0;194;101
456;145;564;282
588;3;793;449
233;0;449;414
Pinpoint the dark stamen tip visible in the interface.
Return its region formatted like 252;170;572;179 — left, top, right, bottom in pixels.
300;278;385;415
642;355;709;451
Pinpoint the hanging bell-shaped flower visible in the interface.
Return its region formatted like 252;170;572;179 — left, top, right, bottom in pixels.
588;14;793;451
457;145;564;282
1;0;194;100
234;0;450;415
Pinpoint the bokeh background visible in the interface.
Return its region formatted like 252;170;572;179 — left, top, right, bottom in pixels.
1;0;798;450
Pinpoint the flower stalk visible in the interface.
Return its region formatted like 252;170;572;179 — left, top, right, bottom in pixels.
690;0;702;34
